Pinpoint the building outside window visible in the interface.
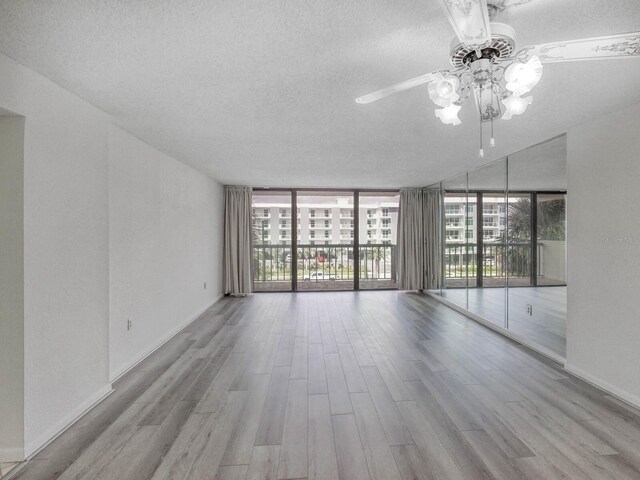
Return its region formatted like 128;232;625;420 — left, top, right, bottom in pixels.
445;204;460;215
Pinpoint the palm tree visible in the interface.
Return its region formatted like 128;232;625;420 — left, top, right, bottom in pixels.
364;246;385;279
500;196;565;277
537;198;566;240
252;214;266;281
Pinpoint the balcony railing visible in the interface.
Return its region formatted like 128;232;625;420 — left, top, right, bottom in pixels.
253;243;396;285
444;242;543;279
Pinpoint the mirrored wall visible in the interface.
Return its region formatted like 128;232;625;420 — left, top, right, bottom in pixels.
431;135;567;358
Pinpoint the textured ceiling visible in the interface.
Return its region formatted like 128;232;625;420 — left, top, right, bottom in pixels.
0;0;639;187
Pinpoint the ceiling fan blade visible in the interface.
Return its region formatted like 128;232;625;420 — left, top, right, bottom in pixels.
355;72;442;104
520;31;640;63
438;0;492;49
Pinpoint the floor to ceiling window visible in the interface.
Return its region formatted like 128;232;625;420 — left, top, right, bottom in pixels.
252;189;399;292
358;192;400;290
297;191;355;291
252;191;293;292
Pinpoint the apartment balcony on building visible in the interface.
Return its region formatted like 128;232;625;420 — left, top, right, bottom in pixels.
253;208;271;219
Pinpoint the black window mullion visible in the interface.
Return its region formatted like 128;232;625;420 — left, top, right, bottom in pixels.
476;193;483;288
530;192;538;287
291;191;298;292
354;191;360;291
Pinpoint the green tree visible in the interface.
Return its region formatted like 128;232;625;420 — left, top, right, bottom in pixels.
362;246;385;278
500;196;566;277
252;214;265;281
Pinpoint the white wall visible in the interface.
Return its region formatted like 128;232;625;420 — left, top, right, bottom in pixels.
108;127;223;380
0;52;224;458
540;240;566;283
0;115;25;461
566;100;640;406
0;53;112;456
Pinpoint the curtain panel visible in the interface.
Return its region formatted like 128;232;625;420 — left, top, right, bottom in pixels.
397;187;442;290
397;189;426;290
223;186;253;296
424;188;443;290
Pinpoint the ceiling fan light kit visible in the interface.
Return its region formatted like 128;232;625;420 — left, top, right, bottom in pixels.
356;0;640;157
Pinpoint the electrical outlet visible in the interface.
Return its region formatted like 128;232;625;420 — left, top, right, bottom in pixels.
204;281;207;289
127;319;133;331
526;304;533;316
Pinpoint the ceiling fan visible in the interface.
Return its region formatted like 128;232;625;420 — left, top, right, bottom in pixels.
355;0;640;156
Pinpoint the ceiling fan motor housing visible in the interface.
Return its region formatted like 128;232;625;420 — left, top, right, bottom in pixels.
450;23;516;67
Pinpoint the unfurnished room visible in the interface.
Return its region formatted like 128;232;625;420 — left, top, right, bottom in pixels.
1;1;640;479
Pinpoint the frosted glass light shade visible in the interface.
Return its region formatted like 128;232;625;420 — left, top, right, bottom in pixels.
505;56;543;96
501;94;533;120
428;74;460;107
435;104;462;125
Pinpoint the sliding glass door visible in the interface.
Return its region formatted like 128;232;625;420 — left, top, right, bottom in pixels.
358;192;400;290
252;191;293;292
252;189;398;292
297;191;355;291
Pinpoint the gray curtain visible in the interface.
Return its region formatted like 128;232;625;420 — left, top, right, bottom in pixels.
424;188;443;290
223;186;253;296
397;187;443;290
397;189;426;290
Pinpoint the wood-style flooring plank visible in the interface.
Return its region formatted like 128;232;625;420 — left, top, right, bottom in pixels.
220;373;271;465
350;392;402;480
278;379;308;480
214;465;249;480
332;414;370;480
246;445;280;480
14;291;640;480
308;343;328;395
151;390;246;480
308;394;339;480
254;366;291;446
324;353;353;415
337;344;368;393
360;367;414;446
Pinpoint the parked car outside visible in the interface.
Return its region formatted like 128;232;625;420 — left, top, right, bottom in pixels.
302;272;336;281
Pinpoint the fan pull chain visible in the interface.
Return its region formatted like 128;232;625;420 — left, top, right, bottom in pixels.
490;61;496;147
490;115;495;147
478;83;484;157
479;113;484;158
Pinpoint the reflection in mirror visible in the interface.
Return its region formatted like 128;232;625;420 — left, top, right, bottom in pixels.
440;173;468;310
467;158;507;328
507;135;567;356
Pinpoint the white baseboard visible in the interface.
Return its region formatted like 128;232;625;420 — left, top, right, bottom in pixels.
19;294;224;463
564;363;640;411
109;294;224;383
425;291;566;365
24;384;114;459
426;292;640;411
0;447;24;463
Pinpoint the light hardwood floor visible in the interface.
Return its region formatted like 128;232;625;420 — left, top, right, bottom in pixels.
439;287;566;356
9;291;640;480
